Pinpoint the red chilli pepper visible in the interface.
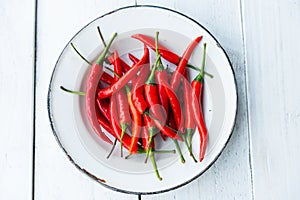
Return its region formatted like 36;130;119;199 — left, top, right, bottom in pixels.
125;87;142;154
183;70;195;144
128;53;139;64
170;36;203;91
98;47;149;99
153;32;184;135
131;65;150;114
155;70;184;134
113;50;123;81
100;72;115;85
155;71;169;121
109;94;132;150
85;32;117;144
112;52;131;156
116;89;131;153
191;43;208;162
132;34;180;64
108;54;131;73
96;98;110;122
144;63;180;140
96;106;114;137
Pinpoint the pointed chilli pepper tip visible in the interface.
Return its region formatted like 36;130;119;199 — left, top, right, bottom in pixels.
195;35;203;43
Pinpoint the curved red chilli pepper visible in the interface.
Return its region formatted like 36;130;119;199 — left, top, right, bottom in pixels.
96;98;110;122
125;87;142;154
155;70;184;134
96;100;133;148
168;110;177;130
131;65;150;114
113;52;131;155
109;95;132;150
108;54;131;73
128;53;139;64
183;70;195;144
191;43;208;162
116;89;131;131
113;50;123;81
132;34;180;64
85;33;117;144
96;106;114;136
170;36;203;91
100;72;115;85
155;71;169;121
144;68;180;140
97;47;149;99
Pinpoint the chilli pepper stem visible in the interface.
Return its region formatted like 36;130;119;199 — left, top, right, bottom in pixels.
186;128;194;151
173;139;185;163
194;43;207;83
155;32;159;57
150;149;163;181
144;111;180;133
70;43;92;65
60;86;86;96
106;139;117;159
120;123;127;157
183;131;197;163
186;64;213;78
96;32;117;64
97;26;107;47
125;149;176;159
144;127;155;163
146;55;161;84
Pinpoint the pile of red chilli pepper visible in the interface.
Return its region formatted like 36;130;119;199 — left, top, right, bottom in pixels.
61;28;209;181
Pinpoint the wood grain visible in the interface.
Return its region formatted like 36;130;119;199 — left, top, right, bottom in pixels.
0;0;35;199
34;1;137;199
138;0;253;199
242;1;300;199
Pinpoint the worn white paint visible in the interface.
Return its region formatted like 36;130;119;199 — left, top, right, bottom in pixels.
242;1;300;199
0;0;35;199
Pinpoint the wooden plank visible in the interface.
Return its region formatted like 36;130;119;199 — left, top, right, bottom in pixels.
0;0;35;199
242;1;300;199
35;1;137;200
138;1;253;199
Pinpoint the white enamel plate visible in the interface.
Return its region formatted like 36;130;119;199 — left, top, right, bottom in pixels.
48;6;237;194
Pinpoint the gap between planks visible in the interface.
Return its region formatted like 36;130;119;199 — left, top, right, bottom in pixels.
32;0;39;199
239;0;254;199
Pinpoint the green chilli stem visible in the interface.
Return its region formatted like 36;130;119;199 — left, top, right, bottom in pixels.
125;149;176;159
106;139;117;159
150;149;163;181
144;127;155;163
70;43;92;65
186;64;213;78
60;86;86;96
97;26;107;47
173;139;185;164
120;123;127;157
183;129;197;163
96;32;117;65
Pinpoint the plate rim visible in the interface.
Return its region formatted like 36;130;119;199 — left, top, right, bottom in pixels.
47;4;238;195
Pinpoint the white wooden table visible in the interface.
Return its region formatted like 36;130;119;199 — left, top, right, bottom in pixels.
1;1;300;199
